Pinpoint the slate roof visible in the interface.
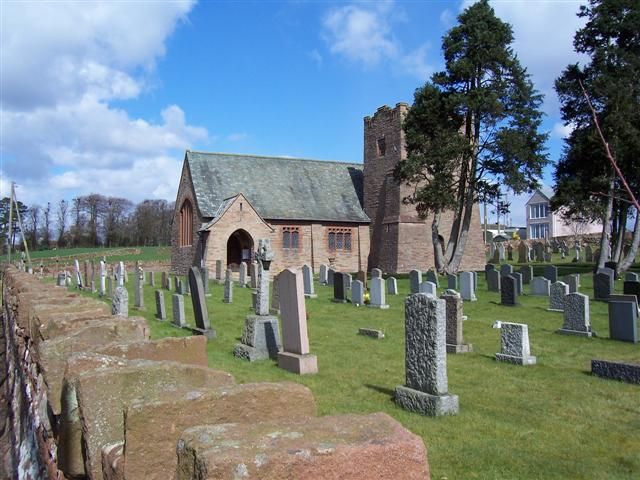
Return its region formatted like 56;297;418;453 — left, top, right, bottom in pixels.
186;151;370;223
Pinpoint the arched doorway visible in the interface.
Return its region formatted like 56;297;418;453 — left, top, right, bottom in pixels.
227;229;253;270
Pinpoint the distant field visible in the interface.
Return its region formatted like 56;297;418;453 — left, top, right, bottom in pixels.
2;246;171;264
59;264;640;480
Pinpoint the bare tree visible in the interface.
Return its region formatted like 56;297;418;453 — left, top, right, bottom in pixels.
71;197;84;246
102;196;133;247
56;199;69;247
26;205;41;250
41;202;52;248
82;194;106;246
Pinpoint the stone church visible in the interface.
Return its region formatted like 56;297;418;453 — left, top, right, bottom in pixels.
171;103;485;275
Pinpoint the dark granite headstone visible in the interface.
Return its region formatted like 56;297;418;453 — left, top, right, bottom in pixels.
543;265;558;283
501;275;518;306
333;272;348;303
608;300;638;343
487;269;501;292
520;265;533;285
594;270;614;301
188;266;215;338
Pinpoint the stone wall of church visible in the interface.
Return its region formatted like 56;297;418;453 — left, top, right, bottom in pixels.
171;161;201;275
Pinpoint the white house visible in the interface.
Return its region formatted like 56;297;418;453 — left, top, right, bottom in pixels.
525;188;602;240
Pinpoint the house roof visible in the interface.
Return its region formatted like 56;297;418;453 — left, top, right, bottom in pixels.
527;187;554;203
186;151;370;223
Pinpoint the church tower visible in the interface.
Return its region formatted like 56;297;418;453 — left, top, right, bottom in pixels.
363;103;485;273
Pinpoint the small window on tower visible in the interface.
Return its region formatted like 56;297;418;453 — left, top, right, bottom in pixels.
377;137;386;156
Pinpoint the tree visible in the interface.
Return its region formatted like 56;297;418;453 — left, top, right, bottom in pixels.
554;0;640;273
56;199;69;247
102;196;133;247
0;196;28;253
81;194;106;246
42;202;52;248
26;205;41;250
394;0;548;273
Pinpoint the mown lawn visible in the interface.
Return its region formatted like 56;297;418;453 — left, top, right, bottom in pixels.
66;262;640;480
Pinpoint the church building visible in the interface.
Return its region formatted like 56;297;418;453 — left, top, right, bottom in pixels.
171;103;485;275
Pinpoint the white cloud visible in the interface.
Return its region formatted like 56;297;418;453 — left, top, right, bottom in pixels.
0;1;204;208
552;122;575;139
321;1;433;79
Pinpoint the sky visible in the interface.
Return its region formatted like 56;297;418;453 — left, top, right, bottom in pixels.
1;0;588;227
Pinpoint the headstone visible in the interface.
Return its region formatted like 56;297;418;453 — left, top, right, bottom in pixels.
549;281;569;311
487;269;501;292
319;264;328;285
224;269;233;304
608;299;638;343
500;264;513;276
184;276;190;295
239;262;248;287
56;272;66;287
161;272;167;289
574;244;581;262
369;277;389;309
530;277;551;296
518;242;528;264
215;260;223;283
270;272;280;315
441;291;471;353
148;271;155;287
351;280;365;306
394;294;459;416
277;268;318;374
371;268;382;279
188;266;215;338
459;272;477;302
534;242;544;262
493;321;536;365
409;269;422;294
563;274;580;293
134;266;144;310
250;261;259;289
623;281;640;301
175;277;182;294
106;277;112;298
604;261;618;278
543;265;558;283
501;275;518;306
511;272;523;295
166;276;173;291
327;268;335;286
425;270;439;288
594;269;614;301
84;260;90;287
419;281;437;297
624;272;639;282
484;264;495;280
497;243;505;262
585;245;593;262
201;266;210;296
172;294;186;327
491;247;499;264
155;290;166;320
387;276;398;295
118;261;125;287
558;292;594;337
302;264;317;298
344;273;352;290
447;274;458;291
74;259;83;289
507;244;513;261
358;328;384;339
520;265;533;285
112;286;128;317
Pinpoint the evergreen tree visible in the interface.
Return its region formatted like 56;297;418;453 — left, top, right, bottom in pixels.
395;0;548;273
554;0;640;272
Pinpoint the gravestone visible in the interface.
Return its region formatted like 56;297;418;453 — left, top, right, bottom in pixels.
441;291;471;353
520;265;533;285
425;270;439;288
369;277;389;309
234;239;282;361
623;281;640;301
302;264;317;298
172;294;186;327
517;242;528;264
511;271;523;295
277;268;318;374
395;294;459;416
459;272;477;302
507;244;513;261
549;281;569;311
498;243;506;262
201;267;210;296
344;273;352;290
534;242;544;262
585;245;593;262
356;270;367;289
155;290;166;320
500;275;518;306
530;277;551;296
166;277;173;292
608;298;638;343
487;269;501;292
351;280;365;306
484;264;495;280
419;281;437;297
175;277;181;294
56;272;66;287
224;269;233;304
106;277;112;298
270;272;280;315
74;259;83;289
319;264;328;285
84;260;90;287
558;292;594;337
409;269;422;294
371;268;382;279
148;271;155;286
188;266;215;339
387;277;398;295
563;274;580;293
333;272;348;303
447;274;458;291
215;260;223;283
500;264;513;276
134;266;144;310
112;286;128;317
116;262;125;287
161;272;167;289
327;268;335;286
543;265;558;283
250;261;259;289
491;247;499;264
594;269;614;301
624;272;639;282
604;261;618;278
493;321;536;365
574;244;581;262
239;262;248;287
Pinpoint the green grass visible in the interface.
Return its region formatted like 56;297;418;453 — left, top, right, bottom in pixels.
57;264;640;480
5;246;170;264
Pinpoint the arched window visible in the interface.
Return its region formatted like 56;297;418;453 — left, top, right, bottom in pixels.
179;200;193;247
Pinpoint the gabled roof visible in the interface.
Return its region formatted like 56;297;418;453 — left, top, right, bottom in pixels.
527;187;554;204
198;193;273;232
186;151;370;223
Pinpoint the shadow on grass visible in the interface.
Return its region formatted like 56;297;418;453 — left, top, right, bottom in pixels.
364;383;395;397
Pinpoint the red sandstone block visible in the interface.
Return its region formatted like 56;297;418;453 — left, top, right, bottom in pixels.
176;412;429;480
94;335;208;367
123;382;317;480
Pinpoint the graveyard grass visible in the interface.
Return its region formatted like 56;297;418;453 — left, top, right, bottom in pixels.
71;265;638;480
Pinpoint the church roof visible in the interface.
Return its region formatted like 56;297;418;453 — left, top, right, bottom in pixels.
186;151;370;223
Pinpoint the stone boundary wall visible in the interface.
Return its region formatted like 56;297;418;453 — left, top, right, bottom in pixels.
1;266;430;479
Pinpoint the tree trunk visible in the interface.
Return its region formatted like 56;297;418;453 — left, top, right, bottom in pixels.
431;211;448;273
612;205;627;263
597;177;615;269
449;186;476;273
617;211;639;275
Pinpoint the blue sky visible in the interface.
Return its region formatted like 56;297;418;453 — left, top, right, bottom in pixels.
1;0;586;226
